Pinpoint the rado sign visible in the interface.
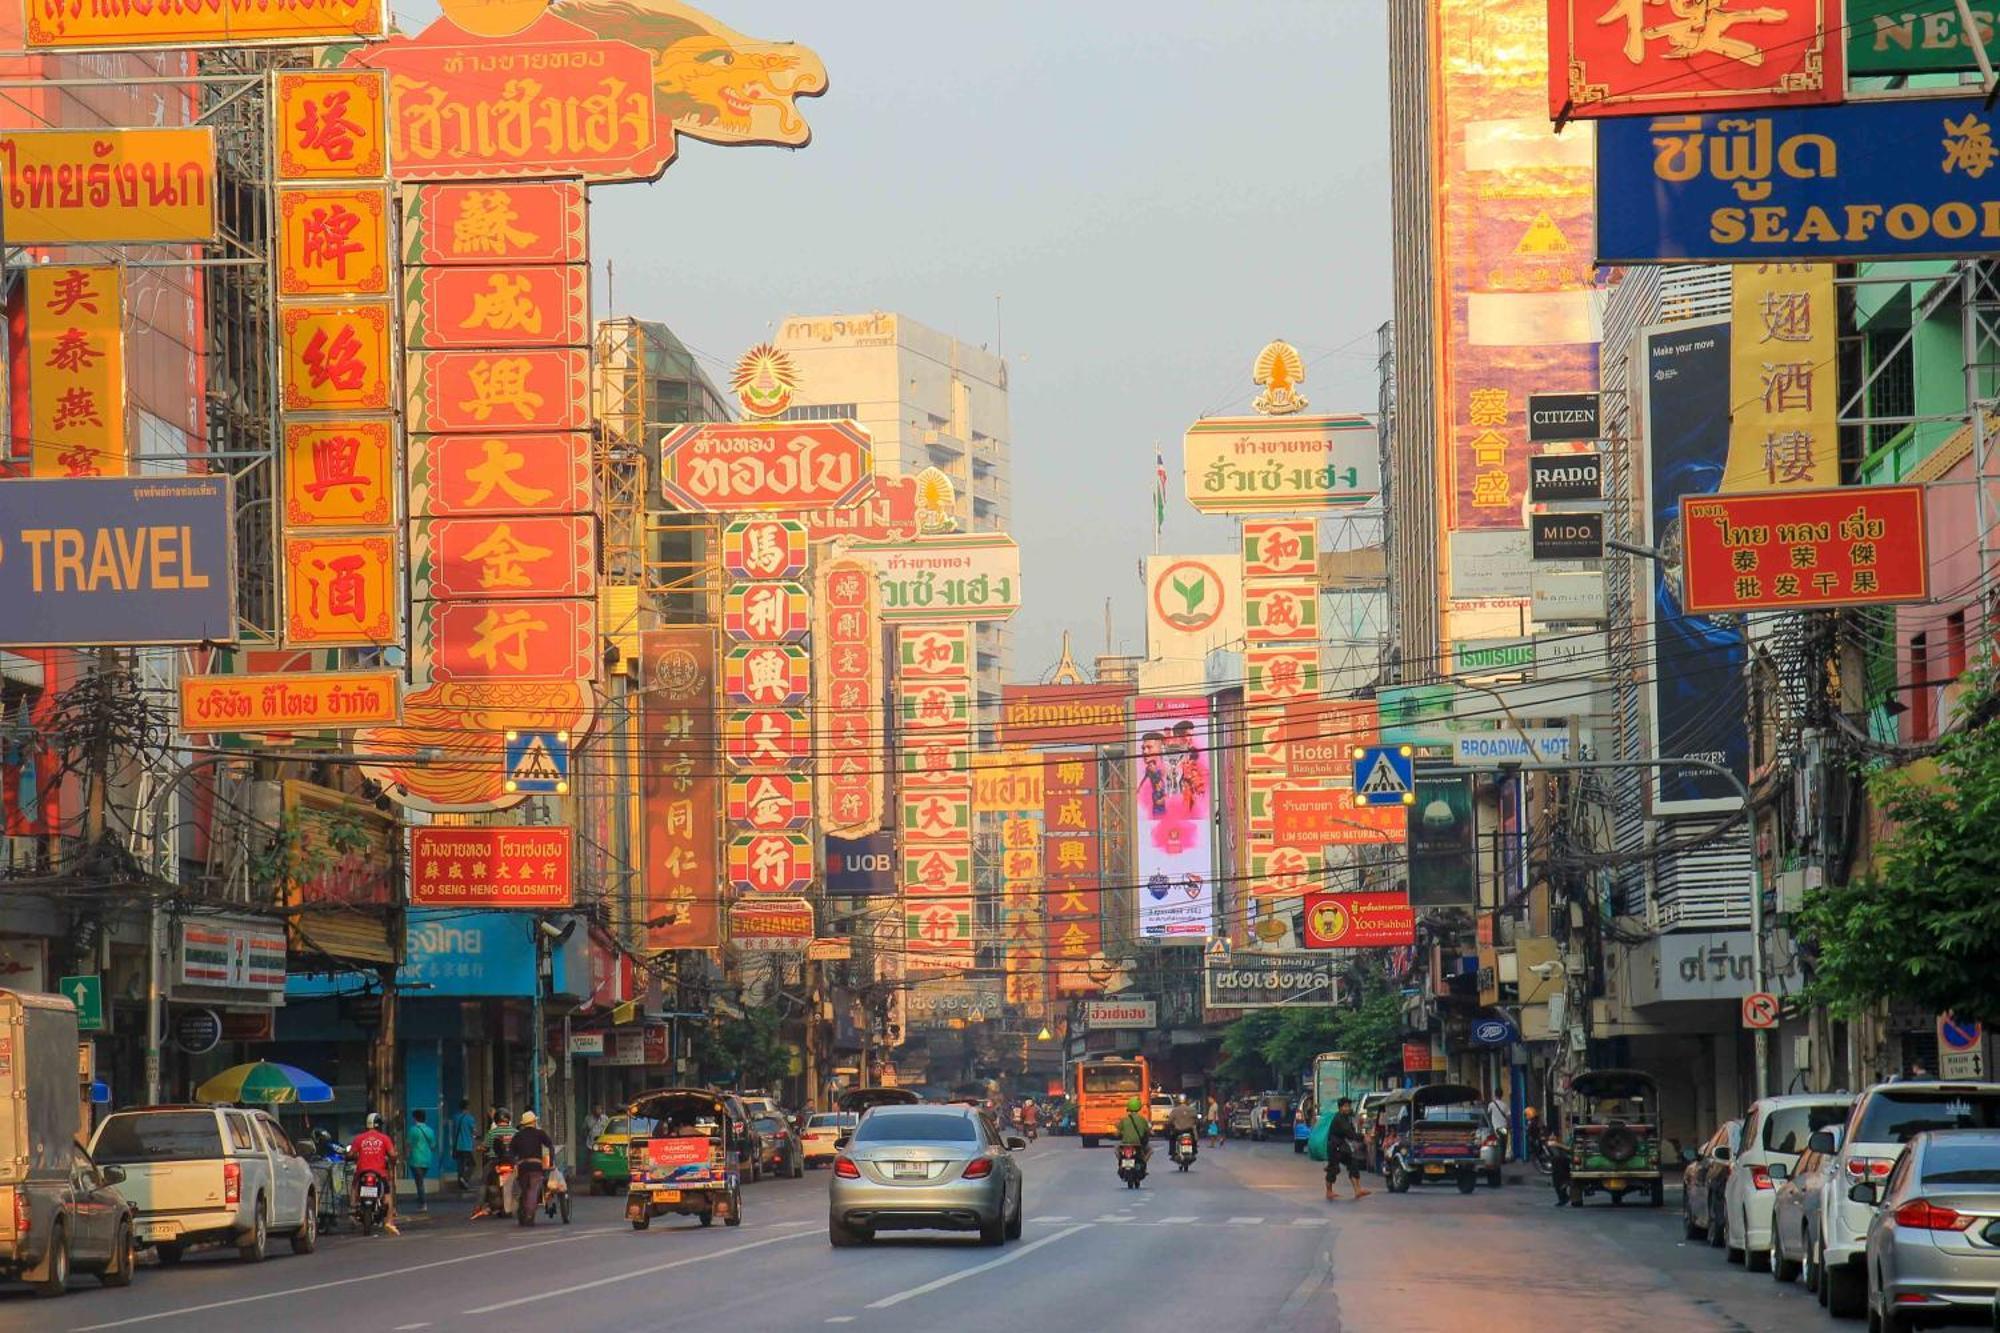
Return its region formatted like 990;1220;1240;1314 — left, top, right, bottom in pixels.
1531;511;1605;561
1526;392;1602;443
1528;452;1603;502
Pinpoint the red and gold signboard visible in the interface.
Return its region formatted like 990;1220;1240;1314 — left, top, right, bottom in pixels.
1243;580;1318;644
1249;844;1317;900
402;180;588;264
727;773;811;831
907;900;974;967
409;827;573;908
902;842;973;896
1043;749;1103;994
415;515;597;600
280;302;394;412
424;598;598;680
274;70;390;180
1241;519;1317;578
407;348;589;431
658;420;876;513
27;0;387;50
1303;891;1416;949
404;264;590;349
728;830;813;896
818;556;883;838
1272;785;1407;847
1681;484;1928;614
899;621;974;972
722;518;809;580
1549;0;1840;119
640;628;721;949
0;129;216;245
724;644;810;707
800;473;922;544
283;420;394;527
417;432;593;516
902;787;972;843
25;264;124;478
723;708;810;770
277;186;392;297
722;581;810;644
283;534;397;645
180;670;401;734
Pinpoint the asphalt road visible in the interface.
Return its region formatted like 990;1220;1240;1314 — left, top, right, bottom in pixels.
3;1140;1832;1333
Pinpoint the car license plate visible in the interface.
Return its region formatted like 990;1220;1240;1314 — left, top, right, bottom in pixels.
138;1224;175;1242
1424;1165;1445;1175
1604;1178;1626;1191
359;1185;379;1198
893;1162;928;1180
652;1189;681;1203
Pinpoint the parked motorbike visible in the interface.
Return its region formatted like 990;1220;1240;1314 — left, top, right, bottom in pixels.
353;1168;391;1236
540;1152;572;1225
1117;1143;1147;1189
1171;1131;1197;1172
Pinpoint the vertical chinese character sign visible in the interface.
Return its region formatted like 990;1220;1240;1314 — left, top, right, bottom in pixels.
1043;750;1102;994
898;624;974;971
641;627;721;950
817;555;883;838
723;518;814;906
25;265;125;478
1243;519;1323;915
1725;264;1839;492
974;752;1046;1013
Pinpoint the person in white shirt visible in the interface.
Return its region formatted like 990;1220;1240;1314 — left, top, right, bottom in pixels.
1487;1094;1511;1163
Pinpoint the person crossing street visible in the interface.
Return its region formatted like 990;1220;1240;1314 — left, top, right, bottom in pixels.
1324;1097;1370;1202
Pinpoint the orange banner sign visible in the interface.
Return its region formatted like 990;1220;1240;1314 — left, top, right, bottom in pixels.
404;264;590;349
415;431;594;515
277;186;392;297
283;533;397;645
25;264;124;478
181;670;402;734
27;0;387;50
402;180;587;265
406;349;588;431
424;597;597;681
413;515;598;600
273;70;390;180
280;302;394;412
0;129;215;245
283;420;394;528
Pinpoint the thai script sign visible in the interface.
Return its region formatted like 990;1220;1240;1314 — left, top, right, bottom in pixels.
849;533;1021;622
798;472;921;544
26;264;124;478
26;0;386;49
0;477;235;647
1271;785;1405;847
1302;891;1416;949
409;827;573;908
1549;0;1840;119
997;683;1132;748
1726;263;1839;490
1598;98;2000;262
728;897;813;953
818;556;883;838
181;670;399;734
657;420;875;513
641;628;721;949
1182;414;1380;513
1849;0;2000;74
1681;484;1928;613
0;128;215;244
1081;997;1157;1030
1203;950;1337;1009
402;180;588;264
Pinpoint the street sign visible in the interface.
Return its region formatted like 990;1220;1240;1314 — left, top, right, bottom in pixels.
173;1008;221;1055
504;728;571;795
1742;992;1780;1030
1353;744;1415;807
1470;1016;1518;1047
59;975;103;1031
1939;1013;1987;1080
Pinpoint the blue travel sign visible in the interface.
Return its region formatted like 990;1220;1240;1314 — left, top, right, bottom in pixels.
1597;97;2000;264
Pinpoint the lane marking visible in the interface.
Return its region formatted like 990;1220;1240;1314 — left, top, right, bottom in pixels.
826;1319;855;1325
394;1325;431;1330
463;1222;820;1314
1226;1216;1263;1225
1159;1215;1197;1225
1037;1214;1072;1223
1292;1216;1330;1226
864;1223;1092;1310
1093;1214;1130;1223
1279;1248;1335;1316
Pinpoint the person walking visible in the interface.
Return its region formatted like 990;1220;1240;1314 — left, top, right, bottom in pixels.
406;1109;437;1213
583;1105;609;1148
450;1099;478;1190
1487;1090;1512;1165
1206;1094;1223;1147
1324;1097;1370;1202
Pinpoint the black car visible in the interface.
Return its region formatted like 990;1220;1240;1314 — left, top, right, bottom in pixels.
752;1115;803;1179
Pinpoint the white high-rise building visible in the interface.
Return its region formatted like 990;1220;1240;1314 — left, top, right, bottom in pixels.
772;311;1014;704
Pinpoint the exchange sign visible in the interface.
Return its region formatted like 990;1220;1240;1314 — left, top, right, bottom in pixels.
728;897;814;953
1182;414;1381;513
1680;485;1928;613
658;421;875;513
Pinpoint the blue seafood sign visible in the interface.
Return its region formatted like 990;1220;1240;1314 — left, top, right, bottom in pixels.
1598;97;2000;263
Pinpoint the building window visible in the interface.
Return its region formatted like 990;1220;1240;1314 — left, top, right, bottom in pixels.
1865;325;1915;454
1947;609;1968;678
775;403;857;422
1910;631;1933;742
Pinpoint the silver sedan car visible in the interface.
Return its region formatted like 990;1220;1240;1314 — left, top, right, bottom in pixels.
829;1104;1026;1247
1860;1128;2000;1329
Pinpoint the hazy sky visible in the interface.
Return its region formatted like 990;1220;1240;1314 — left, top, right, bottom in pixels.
401;0;1393;677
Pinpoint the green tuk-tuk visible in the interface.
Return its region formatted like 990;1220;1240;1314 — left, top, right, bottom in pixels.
1561;1069;1664;1207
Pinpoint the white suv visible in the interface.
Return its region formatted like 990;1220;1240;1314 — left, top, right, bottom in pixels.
1812;1080;2000;1318
88;1105;318;1264
1717;1093;1850;1272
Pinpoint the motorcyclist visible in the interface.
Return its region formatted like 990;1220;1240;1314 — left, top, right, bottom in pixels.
1115;1095;1152;1166
1018;1098;1039;1138
348;1112;400;1235
470;1108;514;1220
508;1110;555;1226
1166;1095;1200;1156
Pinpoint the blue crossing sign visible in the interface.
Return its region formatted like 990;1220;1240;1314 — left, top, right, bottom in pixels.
504;729;571;795
1353;744;1416;807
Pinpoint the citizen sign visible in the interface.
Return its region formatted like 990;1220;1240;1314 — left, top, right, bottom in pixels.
1525;392;1602;443
1528;452;1603;502
1203;952;1338;1009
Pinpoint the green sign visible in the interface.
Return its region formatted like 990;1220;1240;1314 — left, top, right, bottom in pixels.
1850;1;2000;74
1453;638;1535;676
59;974;103;1032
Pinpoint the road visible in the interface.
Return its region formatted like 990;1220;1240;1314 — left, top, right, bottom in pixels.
5;1140;1828;1333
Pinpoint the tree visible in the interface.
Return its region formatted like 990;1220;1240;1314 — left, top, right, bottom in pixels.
691;1005;791;1089
1799;680;2000;1022
1214;1008;1282;1090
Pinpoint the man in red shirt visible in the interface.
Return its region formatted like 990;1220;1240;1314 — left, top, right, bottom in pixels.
350;1113;400;1235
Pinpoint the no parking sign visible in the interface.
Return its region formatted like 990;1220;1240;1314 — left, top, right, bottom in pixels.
1939;1013;1987;1080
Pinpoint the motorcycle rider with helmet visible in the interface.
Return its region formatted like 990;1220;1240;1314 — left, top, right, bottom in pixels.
349;1112;400;1235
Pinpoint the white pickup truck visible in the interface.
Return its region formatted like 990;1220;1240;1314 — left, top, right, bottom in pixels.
87;1105;318;1263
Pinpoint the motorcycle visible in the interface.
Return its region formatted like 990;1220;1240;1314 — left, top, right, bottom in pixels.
479;1159;516;1221
540;1152;572;1225
1171;1131;1197;1172
353;1167;391;1236
1117;1143;1147;1189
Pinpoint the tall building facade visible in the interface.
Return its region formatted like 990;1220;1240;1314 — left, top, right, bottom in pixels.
773;311;1014;700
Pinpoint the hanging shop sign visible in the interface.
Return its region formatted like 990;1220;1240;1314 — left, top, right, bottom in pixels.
1528;452;1603;502
284;421;395;528
997;683;1133;749
1530;511;1604;560
799;473;923;544
1203;951;1337;1009
817;556;884;837
404;264;591;349
409;827;574;908
1597;98;2000;263
26;0;386;48
1082;997;1157;1031
1848;0;2000;74
181;670;400;734
727;897;814;953
728;830;813;896
722;518;809;580
1242;519;1318;578
1272;785;1407;846
406;348;590;432
727;773;812;831
824;831;896;897
1243;580;1319;643
1680;484;1929;613
273;70;390;180
401;180;589;265
640;628;722;950
1133;695;1213;941
24;264;125;479
1549;0;1839;119
1182;414;1381;513
724;644;810;708
279;302;394;413
1302;891;1417;949
721;582;810;644
1724;263;1840;492
177;918;288;992
277;186;393;298
1526;392;1601;443
422;598;598;681
413;516;598;600
416;432;594;517
1282;699;1378;779
0;128;216;244
282;533;398;646
849;534;1022;622
657;420;875;512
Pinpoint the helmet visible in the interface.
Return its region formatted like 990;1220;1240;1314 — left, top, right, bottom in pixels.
519;1110;538;1127
495;1107;512;1122
365;1112;383;1130
1523;1106;1538;1120
1127;1097;1142;1112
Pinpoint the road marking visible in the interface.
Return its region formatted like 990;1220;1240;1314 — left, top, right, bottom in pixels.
71;1232;600;1330
864;1223;1091;1310
1037;1214;1072;1222
1093;1214;1131;1223
1292;1216;1331;1226
826;1319;855;1325
1226;1216;1263;1225
394;1325;431;1330
1159;1215;1197;1225
1279;1248;1335;1316
462;1222;820;1314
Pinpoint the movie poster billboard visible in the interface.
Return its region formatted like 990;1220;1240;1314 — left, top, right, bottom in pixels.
1133;696;1213;941
1641;320;1749;813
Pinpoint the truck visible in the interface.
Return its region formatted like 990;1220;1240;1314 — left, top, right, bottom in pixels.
1296;1052;1369;1153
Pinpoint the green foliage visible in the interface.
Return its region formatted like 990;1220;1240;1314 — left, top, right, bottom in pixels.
1214;1008;1282;1089
1214;987;1408;1090
1799;682;2000;1022
692;1005;791;1089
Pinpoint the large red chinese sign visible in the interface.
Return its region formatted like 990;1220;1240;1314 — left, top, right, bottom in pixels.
1044;750;1103;995
402;180;588;264
723;518;814;898
640;628;721;949
1549;0;1841;119
658;420;875;513
415;432;594;516
410;827;573;908
818;557;883;838
1680;484;1928;613
900;624;974;971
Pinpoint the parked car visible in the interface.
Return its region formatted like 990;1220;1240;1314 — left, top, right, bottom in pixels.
1252;1092;1292;1142
0;1140;136;1297
828;1104;1026;1247
720;1094;764;1184
1812;1080;2000;1318
1718;1093;1851;1272
752;1115;804;1179
1855;1128;2000;1330
1770;1122;1843;1289
88;1104;318;1264
836;1087;922;1115
1681;1120;1741;1244
802;1112;858;1168
587;1114;654;1195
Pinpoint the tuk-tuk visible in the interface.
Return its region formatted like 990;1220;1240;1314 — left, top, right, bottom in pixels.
1380;1083;1492;1195
837;1087;922;1115
1560;1069;1664;1207
623;1088;743;1231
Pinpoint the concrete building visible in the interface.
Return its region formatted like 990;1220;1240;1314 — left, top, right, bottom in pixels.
773;311;1014;702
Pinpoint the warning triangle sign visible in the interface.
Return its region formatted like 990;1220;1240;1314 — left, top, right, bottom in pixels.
1515;211;1570;255
514;737;563;782
1358;753;1409;798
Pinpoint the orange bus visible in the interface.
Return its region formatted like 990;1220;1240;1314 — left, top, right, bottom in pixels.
1072;1057;1149;1147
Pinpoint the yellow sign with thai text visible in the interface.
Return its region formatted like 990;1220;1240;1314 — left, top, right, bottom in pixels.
25;0;387;51
282;533;396;646
26;265;124;479
280;302;393;413
972;750;1044;817
181;670;402;734
273;70;389;180
0;128;216;245
277;186;391;298
283;420;394;528
1725;264;1840;492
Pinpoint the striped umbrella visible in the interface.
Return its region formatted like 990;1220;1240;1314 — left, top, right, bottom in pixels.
194;1061;334;1106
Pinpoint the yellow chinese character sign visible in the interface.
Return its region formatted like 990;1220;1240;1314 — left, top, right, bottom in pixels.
283;420;393;527
273;70;389;180
1725;264;1839;493
280;303;393;412
283;533;397;645
277;186;391;297
26;265;125;478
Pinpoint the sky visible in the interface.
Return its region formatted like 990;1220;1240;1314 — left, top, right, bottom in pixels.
400;0;1394;678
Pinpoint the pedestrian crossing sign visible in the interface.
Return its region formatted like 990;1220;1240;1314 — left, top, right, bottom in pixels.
504;729;571;795
1352;744;1415;807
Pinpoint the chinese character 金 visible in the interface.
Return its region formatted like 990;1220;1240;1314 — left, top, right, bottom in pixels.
1943;113;1996;179
463;522;554;590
